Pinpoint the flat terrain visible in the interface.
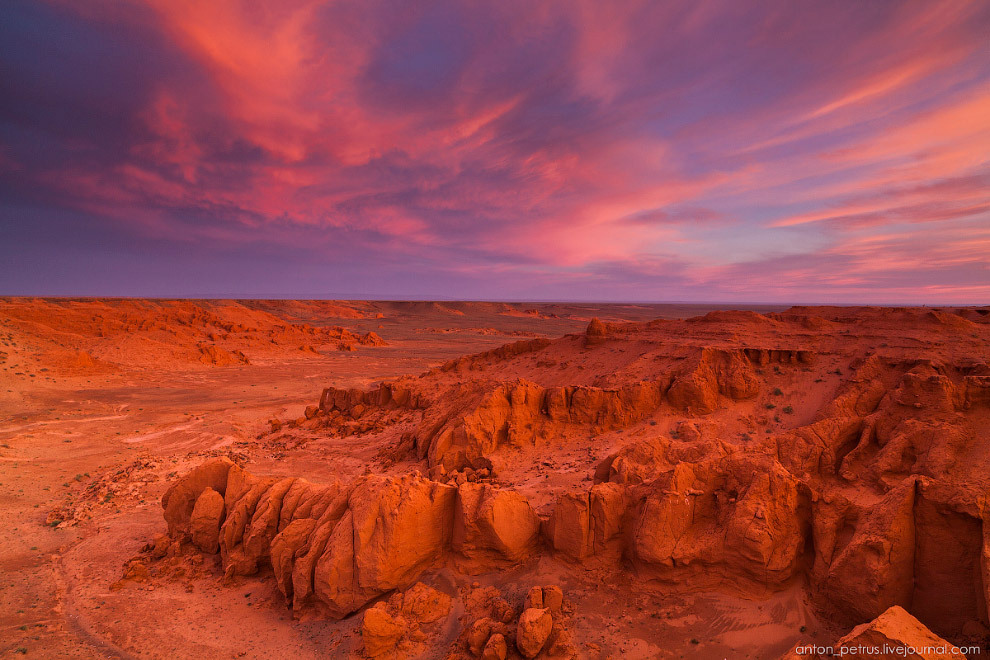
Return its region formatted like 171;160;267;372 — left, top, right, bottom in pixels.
1;299;987;659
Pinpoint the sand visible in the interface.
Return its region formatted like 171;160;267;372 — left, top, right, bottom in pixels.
1;299;986;659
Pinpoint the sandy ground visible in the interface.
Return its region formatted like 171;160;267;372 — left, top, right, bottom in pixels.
0;299;878;659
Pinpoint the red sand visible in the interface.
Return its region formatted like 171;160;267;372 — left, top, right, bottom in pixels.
1;299;987;659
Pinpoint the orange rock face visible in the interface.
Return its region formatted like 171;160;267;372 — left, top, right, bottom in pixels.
154;304;990;654
161;457;234;536
831;606;968;659
453;483;541;565
162;463;455;618
189;487;224;553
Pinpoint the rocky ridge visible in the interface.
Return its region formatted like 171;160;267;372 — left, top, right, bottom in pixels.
158;305;990;655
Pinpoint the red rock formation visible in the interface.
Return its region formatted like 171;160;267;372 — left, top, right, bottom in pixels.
162;463;455;618
189;487;224;553
667;348;761;414
833;606;967;659
545;483;629;562
198;344;250;366
360;582;452;657
161;457;234;536
453;483;541;566
158;305;990;647
310;475;455;617
516;608;552;658
594;437;669;485
415;379;666;470
631;454;810;587
440;338;552;373
584;318;608;346
358;331;388;346
817;480;917;622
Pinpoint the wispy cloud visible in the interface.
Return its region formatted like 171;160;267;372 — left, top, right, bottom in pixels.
1;0;987;301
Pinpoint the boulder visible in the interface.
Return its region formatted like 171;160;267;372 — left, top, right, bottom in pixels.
468;617;495;655
524;586;544;610
482;633;507;660
542;585;564;614
362;605;405;657
516;608;553;658
399;582;451;624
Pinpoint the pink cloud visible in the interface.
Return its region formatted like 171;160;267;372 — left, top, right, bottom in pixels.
4;0;988;301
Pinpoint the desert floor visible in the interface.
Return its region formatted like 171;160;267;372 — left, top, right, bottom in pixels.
1;299;985;659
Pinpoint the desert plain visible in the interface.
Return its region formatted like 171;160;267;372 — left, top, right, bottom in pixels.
1;298;988;659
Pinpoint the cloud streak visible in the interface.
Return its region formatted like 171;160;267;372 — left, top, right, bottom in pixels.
0;0;988;302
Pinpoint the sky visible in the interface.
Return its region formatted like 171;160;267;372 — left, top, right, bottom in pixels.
1;0;988;303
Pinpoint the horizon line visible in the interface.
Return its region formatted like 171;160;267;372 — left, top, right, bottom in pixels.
1;294;986;308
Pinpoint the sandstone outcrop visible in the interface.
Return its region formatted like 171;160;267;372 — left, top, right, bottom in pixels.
358;331;388;347
594;437;668;485
416;379;667;470
631;454;810;586
362;606;405;657
312;475;455;616
189;487;224;553
319;382;427;416
816;480;917;622
833;606;967;659
584;317;608;346
482;633;507;660
161;462;455;618
440;338;552;373
198;344;249;366
157;305;990;649
360;582;452;657
545;483;629;561
666;347;761;414
453;483;541;565
161;457;235;536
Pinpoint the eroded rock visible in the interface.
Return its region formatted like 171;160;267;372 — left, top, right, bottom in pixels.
189;487;224;553
833;605;967;659
516;607;553;658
